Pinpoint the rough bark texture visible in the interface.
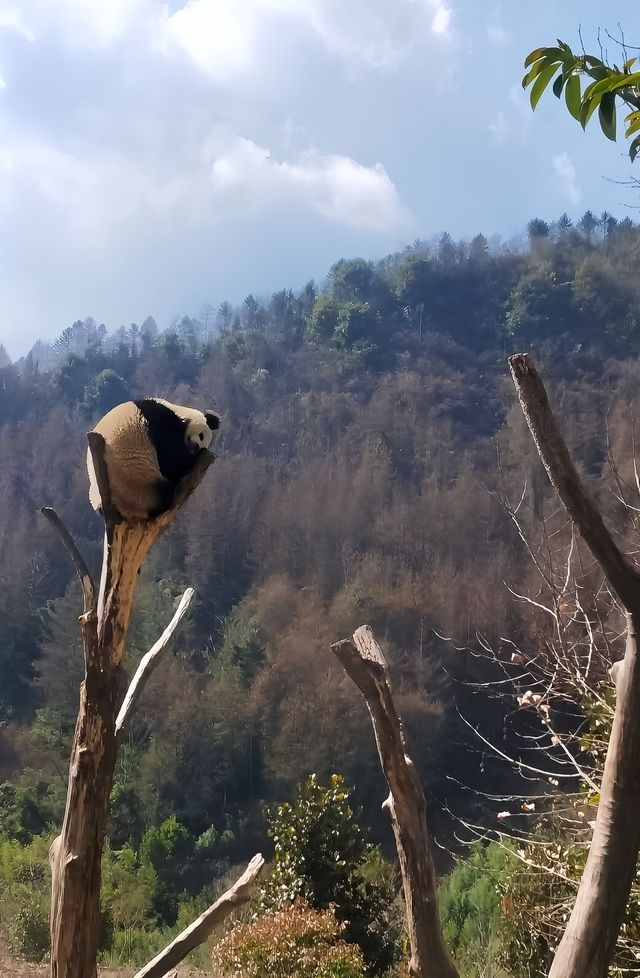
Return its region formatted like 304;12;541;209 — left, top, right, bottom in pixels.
509;353;640;978
132;853;264;978
332;626;459;978
46;436;215;978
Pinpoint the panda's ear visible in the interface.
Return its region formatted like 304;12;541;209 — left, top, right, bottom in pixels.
205;411;220;431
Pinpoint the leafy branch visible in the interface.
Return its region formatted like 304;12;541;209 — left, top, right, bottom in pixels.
523;39;640;160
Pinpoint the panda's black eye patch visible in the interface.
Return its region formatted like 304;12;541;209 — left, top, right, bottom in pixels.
199;432;204;441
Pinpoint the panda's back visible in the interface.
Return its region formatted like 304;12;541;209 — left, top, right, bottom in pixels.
88;402;165;520
94;402;160;467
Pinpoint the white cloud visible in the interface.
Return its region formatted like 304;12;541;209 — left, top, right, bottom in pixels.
0;120;414;355
0;0;153;47
0;125;412;240
2;0;453;78
0;4;35;41
206;135;413;231
404;0;453;40
553;152;581;205
159;0;261;79
0;75;6;90
429;1;452;36
0;134;168;237
303;1;407;69
160;0;453;78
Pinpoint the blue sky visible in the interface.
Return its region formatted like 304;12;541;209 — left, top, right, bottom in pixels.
1;0;640;356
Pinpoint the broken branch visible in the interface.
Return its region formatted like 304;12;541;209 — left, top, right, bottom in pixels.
115;587;195;740
332;625;458;978
132;853;265;978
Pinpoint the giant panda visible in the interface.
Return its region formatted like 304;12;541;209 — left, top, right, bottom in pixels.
87;398;220;522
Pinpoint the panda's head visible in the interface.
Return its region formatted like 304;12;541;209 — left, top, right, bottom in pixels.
185;410;220;453
148;398;221;456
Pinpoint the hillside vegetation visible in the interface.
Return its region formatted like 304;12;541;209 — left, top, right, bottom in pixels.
1;210;640;970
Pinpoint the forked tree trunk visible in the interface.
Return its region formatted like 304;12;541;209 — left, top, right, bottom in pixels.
46;435;214;978
509;354;640;978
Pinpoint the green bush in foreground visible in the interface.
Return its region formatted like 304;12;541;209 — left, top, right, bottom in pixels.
260;774;400;973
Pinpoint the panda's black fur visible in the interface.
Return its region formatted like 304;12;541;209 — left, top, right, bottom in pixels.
132;398;219;515
135;398;217;483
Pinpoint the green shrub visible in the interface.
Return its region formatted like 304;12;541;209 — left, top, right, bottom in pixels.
439;842;514;977
0;835;51;961
260;774;400;973
11;892;50;962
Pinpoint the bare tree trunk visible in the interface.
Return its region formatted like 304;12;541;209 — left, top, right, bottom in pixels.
332;626;459;978
509;353;640;978
46;435;214;978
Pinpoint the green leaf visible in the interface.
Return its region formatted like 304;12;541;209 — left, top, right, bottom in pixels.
630;134;640;162
564;74;581;119
552;73;564;99
583;55;605;69
524;46;562;68
611;70;640;91
561;58;579;81
583;78;606;102
522;57;562;90
524;47;546;68
625;111;640;137
624;57;638;72
530;62;561;110
598;91;617;141
587;73;626;97
580;93;602;129
584;64;612;83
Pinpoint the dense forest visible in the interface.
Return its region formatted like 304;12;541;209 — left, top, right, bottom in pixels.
2;209;640;972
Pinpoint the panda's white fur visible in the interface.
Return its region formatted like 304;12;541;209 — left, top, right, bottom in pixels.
87;397;220;522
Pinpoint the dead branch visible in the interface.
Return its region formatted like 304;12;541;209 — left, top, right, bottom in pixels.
40;507;95;612
332;625;459;978
115;587;195;741
509;353;640;610
509;353;640;978
132;853;265;978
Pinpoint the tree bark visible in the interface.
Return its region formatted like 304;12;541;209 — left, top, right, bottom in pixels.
132;853;264;978
332;626;459;978
509;353;640;978
46;436;215;978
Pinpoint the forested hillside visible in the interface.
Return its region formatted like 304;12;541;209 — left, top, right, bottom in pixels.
2;210;640;967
